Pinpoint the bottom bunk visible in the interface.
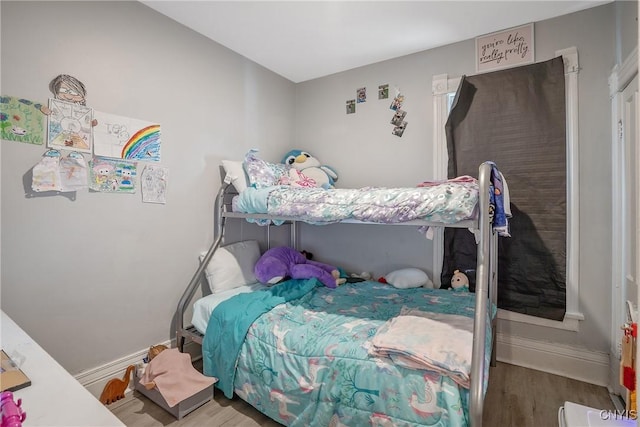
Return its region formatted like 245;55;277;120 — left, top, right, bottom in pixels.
193;278;495;427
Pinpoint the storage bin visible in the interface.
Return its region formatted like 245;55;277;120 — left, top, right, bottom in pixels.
558;401;636;426
133;374;214;419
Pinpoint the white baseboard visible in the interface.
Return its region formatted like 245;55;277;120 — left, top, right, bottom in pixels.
74;339;172;399
75;339;201;399
496;332;610;387
76;333;609;400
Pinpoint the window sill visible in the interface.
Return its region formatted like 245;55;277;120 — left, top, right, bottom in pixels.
497;309;583;332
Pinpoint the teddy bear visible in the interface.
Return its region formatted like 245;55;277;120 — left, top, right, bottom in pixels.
254;246;346;288
450;269;470;292
282;149;338;189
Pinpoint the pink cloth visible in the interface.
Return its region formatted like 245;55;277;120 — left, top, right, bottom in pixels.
139;348;217;407
417;175;477;187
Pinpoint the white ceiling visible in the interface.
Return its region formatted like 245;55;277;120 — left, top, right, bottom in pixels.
142;1;612;83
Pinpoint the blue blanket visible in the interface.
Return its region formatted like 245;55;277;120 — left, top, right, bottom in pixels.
202;278;319;398
488;161;511;237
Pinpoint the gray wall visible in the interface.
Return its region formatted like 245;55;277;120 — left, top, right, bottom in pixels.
0;1;295;374
616;0;639;63
294;1;636;355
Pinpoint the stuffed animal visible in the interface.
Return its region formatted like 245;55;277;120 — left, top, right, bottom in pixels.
282;150;338;189
148;344;168;361
254;246;346;288
277;168;317;188
450;269;470;292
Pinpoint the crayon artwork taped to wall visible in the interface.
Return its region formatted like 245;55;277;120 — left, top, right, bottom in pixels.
47;98;93;153
0;95;46;145
141;165;168;204
89;156;138;193
93;111;161;162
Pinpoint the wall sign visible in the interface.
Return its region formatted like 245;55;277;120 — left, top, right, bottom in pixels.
476;23;534;73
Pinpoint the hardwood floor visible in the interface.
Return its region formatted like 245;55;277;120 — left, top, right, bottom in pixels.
482;363;614;427
110;362;615;426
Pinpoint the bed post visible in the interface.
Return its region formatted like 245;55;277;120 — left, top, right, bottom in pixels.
291;220;298;250
176;183;230;352
469;162;492;426
490;231;498;367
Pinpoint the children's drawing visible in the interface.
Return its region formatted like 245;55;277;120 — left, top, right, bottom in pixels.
32;150;63;192
89;157;137;193
59;151;88;192
47;99;93;153
41;74;98;126
141;165;168;204
49;74;90;105
93;111;161;162
0;96;46;144
31;150;89;193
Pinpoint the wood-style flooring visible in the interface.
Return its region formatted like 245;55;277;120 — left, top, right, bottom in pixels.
110;361;615;426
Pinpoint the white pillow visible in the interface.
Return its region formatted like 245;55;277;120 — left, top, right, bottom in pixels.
222;159;249;193
201;240;260;294
385;268;433;289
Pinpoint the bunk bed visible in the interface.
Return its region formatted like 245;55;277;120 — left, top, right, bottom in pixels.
176;161;502;427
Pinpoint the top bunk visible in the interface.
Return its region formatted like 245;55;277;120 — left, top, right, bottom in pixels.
217;154;506;232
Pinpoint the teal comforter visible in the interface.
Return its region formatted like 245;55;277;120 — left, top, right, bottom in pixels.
202;280;493;427
202;278;319;398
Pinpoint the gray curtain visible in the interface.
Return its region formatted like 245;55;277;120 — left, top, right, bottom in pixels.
442;56;566;321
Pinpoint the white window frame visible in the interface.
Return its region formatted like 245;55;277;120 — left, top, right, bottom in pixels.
431;47;583;331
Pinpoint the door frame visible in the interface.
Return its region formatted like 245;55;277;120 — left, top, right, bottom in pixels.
609;46;638;394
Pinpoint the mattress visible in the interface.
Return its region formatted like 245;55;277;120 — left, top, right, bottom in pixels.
191;283;268;335
233;181;479;224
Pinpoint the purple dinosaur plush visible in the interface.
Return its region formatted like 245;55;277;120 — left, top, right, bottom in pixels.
254;246;346;288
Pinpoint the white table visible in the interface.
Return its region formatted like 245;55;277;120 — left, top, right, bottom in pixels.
1;311;125;427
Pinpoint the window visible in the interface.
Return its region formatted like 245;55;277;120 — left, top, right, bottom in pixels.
431;47;583;331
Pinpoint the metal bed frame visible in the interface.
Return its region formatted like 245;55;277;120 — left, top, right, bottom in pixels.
175;161;499;427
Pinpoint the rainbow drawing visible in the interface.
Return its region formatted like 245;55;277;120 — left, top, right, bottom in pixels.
121;124;161;162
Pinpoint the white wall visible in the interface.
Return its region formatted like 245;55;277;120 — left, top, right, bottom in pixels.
0;1;295;374
294;1;634;359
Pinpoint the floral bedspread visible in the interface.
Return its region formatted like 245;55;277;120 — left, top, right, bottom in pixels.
234;181;479;224
220;280;493;427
